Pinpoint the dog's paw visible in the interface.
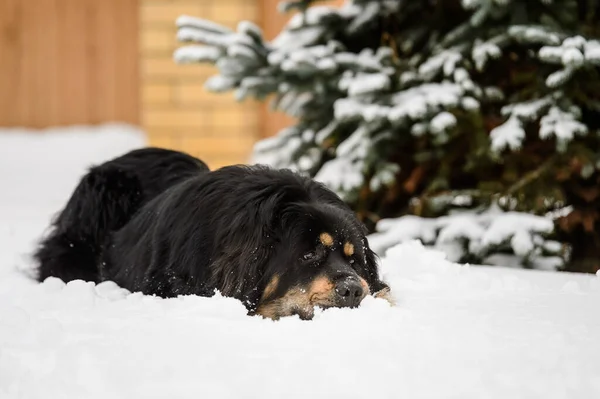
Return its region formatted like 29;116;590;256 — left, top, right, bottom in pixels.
373;287;396;306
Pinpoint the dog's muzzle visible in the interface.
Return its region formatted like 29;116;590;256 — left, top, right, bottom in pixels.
333;277;366;308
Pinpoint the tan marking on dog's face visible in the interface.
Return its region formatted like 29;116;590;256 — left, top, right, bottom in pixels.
307;276;335;303
261;275;279;302
359;277;370;293
254;287;316;321
319;232;334;247
255;275;338;321
343;242;354;257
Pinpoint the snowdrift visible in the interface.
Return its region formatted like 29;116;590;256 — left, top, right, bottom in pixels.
1;125;599;399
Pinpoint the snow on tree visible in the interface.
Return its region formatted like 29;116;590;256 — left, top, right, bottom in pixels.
174;0;600;273
368;204;565;271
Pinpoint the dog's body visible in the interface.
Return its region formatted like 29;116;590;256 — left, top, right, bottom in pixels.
34;148;209;283
35;148;391;320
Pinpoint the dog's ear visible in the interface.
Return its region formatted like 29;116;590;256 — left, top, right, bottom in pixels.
207;194;280;308
364;242;390;294
365;248;395;305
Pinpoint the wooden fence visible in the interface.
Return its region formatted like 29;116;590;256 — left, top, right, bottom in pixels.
0;0;139;127
0;0;343;167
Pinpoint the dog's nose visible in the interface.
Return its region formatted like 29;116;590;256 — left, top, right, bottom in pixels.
334;279;364;308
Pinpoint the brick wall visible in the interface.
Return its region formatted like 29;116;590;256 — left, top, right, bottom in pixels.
140;0;260;169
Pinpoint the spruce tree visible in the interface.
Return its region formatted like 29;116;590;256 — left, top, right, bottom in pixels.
174;0;600;273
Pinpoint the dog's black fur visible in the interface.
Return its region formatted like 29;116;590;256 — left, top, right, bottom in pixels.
34;148;392;320
34;148;209;283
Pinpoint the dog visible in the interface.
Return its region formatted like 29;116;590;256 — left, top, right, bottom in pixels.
34;148;393;320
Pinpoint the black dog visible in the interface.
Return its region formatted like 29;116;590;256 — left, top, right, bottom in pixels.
34;148;392;320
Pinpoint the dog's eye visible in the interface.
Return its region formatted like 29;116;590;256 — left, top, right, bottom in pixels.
302;251;317;261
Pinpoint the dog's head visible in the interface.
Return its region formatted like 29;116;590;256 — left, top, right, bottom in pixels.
202;165;392;320
254;202;392;320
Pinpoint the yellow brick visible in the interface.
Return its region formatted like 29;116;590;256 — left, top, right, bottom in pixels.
147;132;182;150
181;135;256;155
142;58;214;79
207;2;254;27
190;153;248;170
141;27;178;53
146;127;178;137
142;83;173;104
147;132;256;168
174;83;242;105
208;108;260;128
143;109;209;128
174;82;212;103
240;2;259;21
210;155;251;169
139;1;261;168
141;3;205;24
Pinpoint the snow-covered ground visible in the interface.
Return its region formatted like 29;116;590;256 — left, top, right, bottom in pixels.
1;125;599;399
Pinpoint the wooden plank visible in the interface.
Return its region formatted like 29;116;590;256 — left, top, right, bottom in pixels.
16;0;34;125
0;0;21;126
33;0;59;126
55;0;89;125
113;0;139;124
88;0;115;123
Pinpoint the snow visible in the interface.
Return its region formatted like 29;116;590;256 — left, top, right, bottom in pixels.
313;125;373;197
2;125;600;399
490;116;525;151
285;5;337;30
493;97;589;153
0;123;146;213
491;95;559;152
316;57;337;72
345;1;380;35
430;111;457;133
545;67;575;88
336;125;369;158
271;26;325;51
251;127;304;170
563;36;587;49
236;20;263;41
461;0;481;9
508;25;561;46
314;156;364;195
501;95;553;119
276;90;314;118
472;40;501;71
418;49;463;79
337;48;390;72
540;106;588;151
584;40;600;64
539;36;600;66
461;96;480;110
176;25;257;55
369;163;400;192
341;73;391;97
480;210;554;248
539;45;564;63
334;98;389;122
369;206;558;268
561;47;585;67
173;45;223;64
204;75;238;92
176;15;233;34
